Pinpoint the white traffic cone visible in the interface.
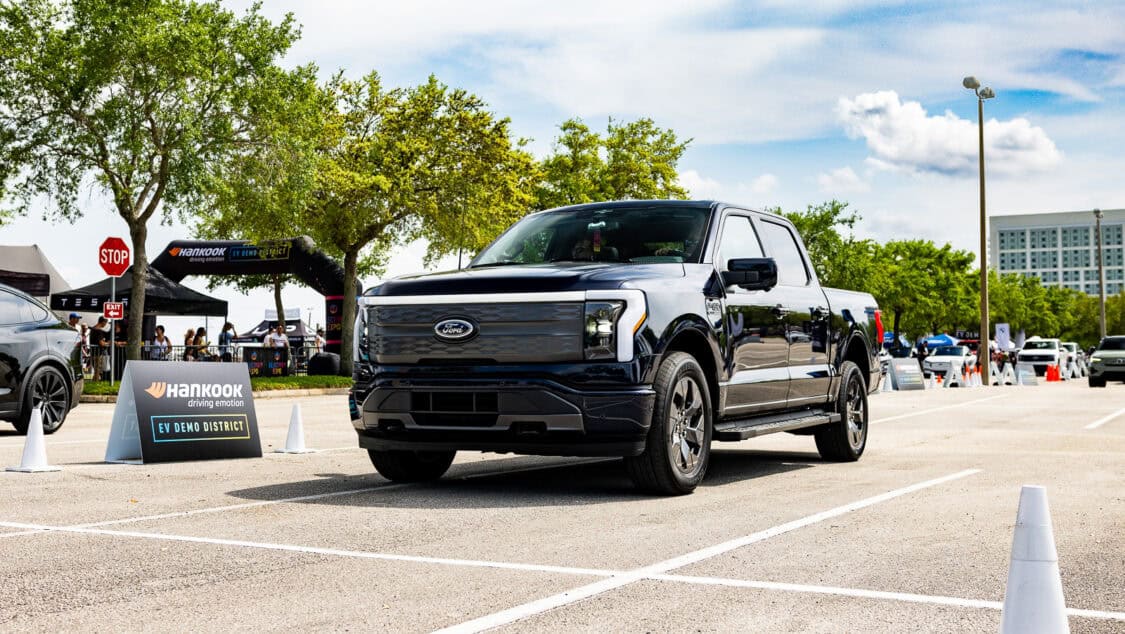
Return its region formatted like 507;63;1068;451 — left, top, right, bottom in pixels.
926;372;936;389
999;485;1069;634
881;373;893;393
275;403;315;454
6;405;61;473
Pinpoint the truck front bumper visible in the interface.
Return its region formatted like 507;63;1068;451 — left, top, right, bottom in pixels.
350;377;655;457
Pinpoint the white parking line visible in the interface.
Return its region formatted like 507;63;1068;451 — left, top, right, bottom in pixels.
647;574;1125;622
1084;406;1125;430
872;394;1010;424
0;438;104;448
434;468;982;634
0;520;621;578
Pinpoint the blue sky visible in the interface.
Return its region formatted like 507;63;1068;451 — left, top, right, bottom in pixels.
4;0;1125;331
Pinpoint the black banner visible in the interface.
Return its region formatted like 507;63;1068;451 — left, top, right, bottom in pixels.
244;346;289;377
105;361;261;463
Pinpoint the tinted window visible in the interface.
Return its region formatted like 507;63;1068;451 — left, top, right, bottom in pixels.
717;215;763;267
933;346;968;356
1098;337;1125;351
1024;340;1058;350
0;291;24;324
758;220;810;286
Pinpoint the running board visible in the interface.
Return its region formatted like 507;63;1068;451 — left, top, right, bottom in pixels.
714;410;840;441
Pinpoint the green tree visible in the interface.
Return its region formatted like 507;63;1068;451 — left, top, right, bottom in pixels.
197;65;324;323
535;117;689;209
871;240;975;341
301;73;538;374
0;0;299;359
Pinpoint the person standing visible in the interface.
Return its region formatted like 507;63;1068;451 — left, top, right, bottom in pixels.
193;327;210;361
67;312;82;331
314;327;326;354
89;317;110;380
150;325;170;361
183;328;196;361
264;323;289;348
218;322;235;362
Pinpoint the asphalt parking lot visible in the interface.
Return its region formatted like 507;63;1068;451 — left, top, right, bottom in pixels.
2;381;1124;632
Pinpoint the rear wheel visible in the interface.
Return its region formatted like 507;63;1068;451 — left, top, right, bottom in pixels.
815;361;868;461
367;450;455;482
626;351;712;495
13;366;69;435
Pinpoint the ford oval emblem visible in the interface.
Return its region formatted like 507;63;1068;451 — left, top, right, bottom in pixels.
433;318;477;343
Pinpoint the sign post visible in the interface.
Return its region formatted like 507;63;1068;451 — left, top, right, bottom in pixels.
99;237;130;386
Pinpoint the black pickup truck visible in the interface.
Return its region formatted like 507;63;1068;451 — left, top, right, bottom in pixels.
350;200;883;494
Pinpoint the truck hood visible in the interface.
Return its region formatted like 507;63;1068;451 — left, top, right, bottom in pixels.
373;262;686;296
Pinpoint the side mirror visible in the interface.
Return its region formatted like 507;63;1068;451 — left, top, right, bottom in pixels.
722;258;778;291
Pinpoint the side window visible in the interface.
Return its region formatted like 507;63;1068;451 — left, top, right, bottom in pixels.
0;291;24;324
758;220;810;286
27;300;48;322
716;215;764;268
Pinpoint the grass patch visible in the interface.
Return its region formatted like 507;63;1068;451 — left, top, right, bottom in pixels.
83;374;352;396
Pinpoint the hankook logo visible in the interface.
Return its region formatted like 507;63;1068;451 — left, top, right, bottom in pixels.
433;318;477;343
168;247;227;257
144;381;244;399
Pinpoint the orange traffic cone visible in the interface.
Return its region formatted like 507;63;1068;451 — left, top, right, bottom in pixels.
937;373;944;387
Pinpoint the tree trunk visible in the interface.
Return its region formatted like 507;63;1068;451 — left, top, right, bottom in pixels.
892;310;901;347
272;274;285;325
126;222;148;362
340;248;359;377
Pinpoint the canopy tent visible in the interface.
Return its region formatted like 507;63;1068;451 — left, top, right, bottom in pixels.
49;266;227;317
923;334;958;348
0;244;72;298
236;319;314;345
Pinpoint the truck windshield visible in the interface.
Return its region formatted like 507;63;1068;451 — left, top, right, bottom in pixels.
471;206;711;267
1098;337;1125;351
1024;340;1057;350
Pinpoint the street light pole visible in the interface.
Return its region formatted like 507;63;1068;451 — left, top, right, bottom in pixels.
964;76;995;385
1095;208;1106;340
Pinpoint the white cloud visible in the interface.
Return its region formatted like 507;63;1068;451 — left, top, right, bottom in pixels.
817;167;869;193
679;169;723;199
750;173;779;194
837;91;1062;177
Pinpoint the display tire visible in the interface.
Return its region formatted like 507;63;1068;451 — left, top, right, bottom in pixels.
815;361;868;462
625;351;712;496
367;449;455;482
13;365;69;435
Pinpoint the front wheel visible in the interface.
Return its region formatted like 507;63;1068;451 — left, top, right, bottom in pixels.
367;449;456;482
625;351;713;495
1088;377;1106;388
815;361;868;461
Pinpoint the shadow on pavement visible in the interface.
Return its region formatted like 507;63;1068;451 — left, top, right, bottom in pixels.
226;449;817;509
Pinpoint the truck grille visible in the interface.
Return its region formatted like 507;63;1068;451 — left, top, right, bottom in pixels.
367;302;583;364
1020;354;1054;362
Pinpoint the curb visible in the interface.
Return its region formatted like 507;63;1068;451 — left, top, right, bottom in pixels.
79;387;350;404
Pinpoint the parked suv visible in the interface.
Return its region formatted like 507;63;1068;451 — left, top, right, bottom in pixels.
1018;337;1063;376
349;200;881;494
1088;336;1125;387
0;283;84;434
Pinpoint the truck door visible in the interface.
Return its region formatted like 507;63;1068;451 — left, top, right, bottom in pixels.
756;219;833;406
715;213;790;416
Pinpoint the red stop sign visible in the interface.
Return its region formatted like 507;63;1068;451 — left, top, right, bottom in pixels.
99;237;130;277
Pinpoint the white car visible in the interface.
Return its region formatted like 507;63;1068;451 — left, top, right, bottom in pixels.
1018;337;1063;376
922;345;976;377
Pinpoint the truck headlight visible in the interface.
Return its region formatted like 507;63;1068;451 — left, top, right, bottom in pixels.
584;301;624;360
1090;356;1101;363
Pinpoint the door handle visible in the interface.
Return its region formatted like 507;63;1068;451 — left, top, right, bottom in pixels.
770;304;789;319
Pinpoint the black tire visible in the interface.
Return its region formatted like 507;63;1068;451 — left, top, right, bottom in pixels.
13;365;70;435
1089;377;1106;388
367;449;455;482
1034;366;1046;377
815;360;868;462
625;351;713;495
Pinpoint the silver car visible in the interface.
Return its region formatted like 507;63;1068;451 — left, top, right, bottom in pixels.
922;345;975;377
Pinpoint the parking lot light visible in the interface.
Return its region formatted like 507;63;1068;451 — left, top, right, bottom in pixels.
1095;208;1106;339
965;76;995;385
